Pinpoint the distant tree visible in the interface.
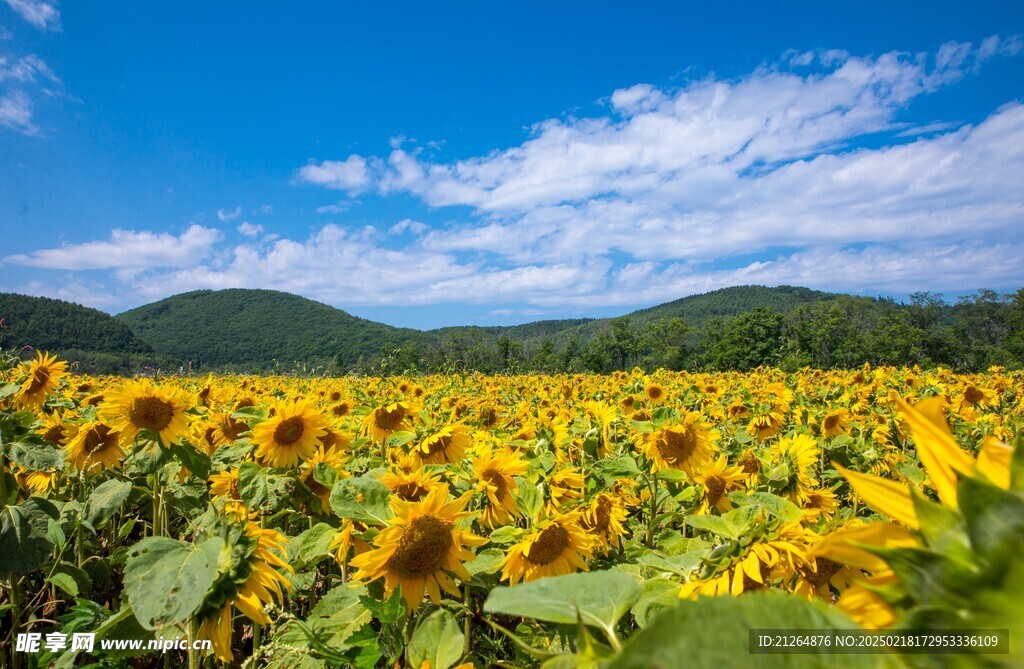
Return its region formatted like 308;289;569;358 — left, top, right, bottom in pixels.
707;307;784;370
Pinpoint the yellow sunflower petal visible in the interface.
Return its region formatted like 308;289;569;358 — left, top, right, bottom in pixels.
834;463;919;529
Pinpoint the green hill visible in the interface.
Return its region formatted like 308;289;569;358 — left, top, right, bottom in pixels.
116;289;430;371
0;293;153;355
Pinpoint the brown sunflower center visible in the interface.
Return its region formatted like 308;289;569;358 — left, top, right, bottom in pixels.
393;482;430;501
823;414;840;430
204;427;218;447
128;396;175;432
27;367;51;394
385;515;453;577
236;398;255;409
83;425;118;455
964;386;985;405
479;407;497;428
647;386;663;400
332;402;350;417
592;496;612;532
43;425;65;447
704;475;727;504
374;407;406;431
803;557;843;587
741;453;760;475
525;523;569;566
330;391;342;401
273;417;305;445
220;415;247;440
655;427;697;465
481;469;507;497
424;434;451;456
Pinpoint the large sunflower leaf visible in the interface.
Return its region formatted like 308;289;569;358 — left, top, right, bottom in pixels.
330;472;393;526
609;591;897;669
406;609;465;669
124;536;223;630
484;570;641;634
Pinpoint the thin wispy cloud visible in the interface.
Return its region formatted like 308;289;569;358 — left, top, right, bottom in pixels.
4;0;60;32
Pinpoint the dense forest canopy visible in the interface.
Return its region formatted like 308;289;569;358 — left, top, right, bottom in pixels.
3;286;1023;374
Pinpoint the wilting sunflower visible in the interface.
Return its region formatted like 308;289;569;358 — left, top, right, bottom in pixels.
99;379;189;446
350;487;486;609
547;467;585;512
329;519;371;567
413;423;470;466
580;493;630;555
14;351;67;409
17;468;57;495
692;455;747;514
362;401;414;444
251;400;329;468
500;511;593;585
197;519;293;663
66;422;124;471
642;412;718;478
473;447;528;528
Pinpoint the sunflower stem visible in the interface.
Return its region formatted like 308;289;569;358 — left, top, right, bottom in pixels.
462;584;472;658
645;470;659;549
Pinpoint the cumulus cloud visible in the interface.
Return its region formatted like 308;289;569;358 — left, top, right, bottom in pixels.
4;225;222;270
315;201;352;214
298;155;373;194
237;222;263;237
4;0;60;32
216;205;242;222
9;38;1024;317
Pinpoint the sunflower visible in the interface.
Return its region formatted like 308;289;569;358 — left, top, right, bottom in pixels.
678;522;811;598
500;511;593;585
692;455;747;514
329;519;371;567
472;447;528;528
362;401;414;444
380;463;447;502
17;468;57;495
213;410;249;444
209;468;241;500
644;383;667;405
14;351;67;409
802;487;839;522
197;519;293;663
768;433;819;505
37;410;74;448
251;400;329;468
820;408;851;438
642;413;718;478
547;467;585;512
350;487;486;609
413;423;470;466
99;379;189;446
66;422;124;471
299;445;349;509
580;493;630;555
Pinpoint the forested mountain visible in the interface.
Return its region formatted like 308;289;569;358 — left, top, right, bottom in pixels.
116;289;430;371
3;286;1023;374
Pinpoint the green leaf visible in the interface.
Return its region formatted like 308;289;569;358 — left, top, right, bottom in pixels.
636;551;703;577
592;455;641;480
489;525;524;545
123;536;223;630
330;472;394;526
406;609;464;669
738;492;802;523
307;583;372;648
9;439;64;471
516;478;544;520
47;571;79;597
1010;432;1024;493
289;523;337;568
484;570;642;638
170;442;212;480
85;479;132;530
0;382;20;399
958;474;1024;564
0;497;58;573
609;591;890;669
238;461;291;512
630;578;679;628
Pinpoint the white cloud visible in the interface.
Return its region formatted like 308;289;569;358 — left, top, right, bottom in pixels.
0;53;60;134
0;88;32;132
216;205;242;222
4;0;60;32
389;219;428;235
4;225;222;270
237;222;263;237
256;204;273;214
298;155;372;194
315;201;352;214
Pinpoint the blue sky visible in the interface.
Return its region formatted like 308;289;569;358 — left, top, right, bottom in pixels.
1;1;1023;329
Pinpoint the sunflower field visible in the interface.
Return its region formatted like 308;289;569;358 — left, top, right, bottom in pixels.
1;350;1023;668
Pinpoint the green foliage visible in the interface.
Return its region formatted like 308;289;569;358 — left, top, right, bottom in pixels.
0;496;59;573
123;535;224;630
0;293;153;355
406;609;465;669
